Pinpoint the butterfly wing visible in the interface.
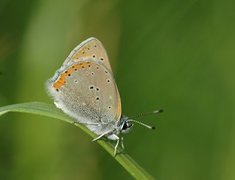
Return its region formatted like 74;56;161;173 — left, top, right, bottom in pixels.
63;37;112;71
47;38;122;135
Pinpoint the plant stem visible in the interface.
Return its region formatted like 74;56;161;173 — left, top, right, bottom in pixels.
0;102;155;179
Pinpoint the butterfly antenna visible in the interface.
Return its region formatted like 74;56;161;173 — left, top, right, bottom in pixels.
127;119;156;129
127;109;163;130
129;109;163;119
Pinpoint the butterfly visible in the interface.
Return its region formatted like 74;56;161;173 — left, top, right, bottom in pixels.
47;37;162;155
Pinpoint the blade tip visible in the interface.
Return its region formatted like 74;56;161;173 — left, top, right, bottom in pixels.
154;109;164;114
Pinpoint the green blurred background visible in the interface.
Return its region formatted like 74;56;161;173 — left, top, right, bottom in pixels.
1;0;235;179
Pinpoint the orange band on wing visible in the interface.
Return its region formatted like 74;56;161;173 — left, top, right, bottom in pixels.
53;62;90;90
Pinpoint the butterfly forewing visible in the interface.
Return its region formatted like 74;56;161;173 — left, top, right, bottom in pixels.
63;37;112;71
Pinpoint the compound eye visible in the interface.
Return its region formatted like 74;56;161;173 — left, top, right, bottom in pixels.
122;122;132;130
123;122;128;130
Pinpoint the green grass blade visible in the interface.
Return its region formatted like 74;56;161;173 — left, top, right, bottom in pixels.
0;102;154;180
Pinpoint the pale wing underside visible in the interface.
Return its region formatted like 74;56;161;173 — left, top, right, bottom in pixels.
47;59;121;135
63;37;112;71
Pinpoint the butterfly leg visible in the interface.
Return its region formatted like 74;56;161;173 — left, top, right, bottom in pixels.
93;133;121;156
114;136;120;156
121;136;124;150
92;131;111;142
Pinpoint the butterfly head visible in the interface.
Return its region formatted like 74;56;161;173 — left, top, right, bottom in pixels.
117;110;164;135
119;115;133;134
